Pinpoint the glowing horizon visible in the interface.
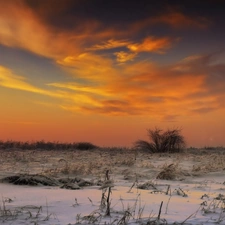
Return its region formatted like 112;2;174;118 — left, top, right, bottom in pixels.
0;0;225;147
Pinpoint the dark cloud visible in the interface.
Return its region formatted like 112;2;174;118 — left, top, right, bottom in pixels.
22;0;213;32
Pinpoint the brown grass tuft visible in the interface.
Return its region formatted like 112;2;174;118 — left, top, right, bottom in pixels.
156;163;184;180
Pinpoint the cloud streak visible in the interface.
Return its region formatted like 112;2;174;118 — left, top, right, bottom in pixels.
0;66;56;96
151;11;211;29
0;1;75;59
86;39;131;51
114;51;137;63
128;36;173;53
132;10;211;32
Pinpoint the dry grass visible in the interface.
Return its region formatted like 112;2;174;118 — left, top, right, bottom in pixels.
0;198;57;224
156;163;187;180
1;174;60;186
0;148;225;183
0;148;138;179
192;153;225;173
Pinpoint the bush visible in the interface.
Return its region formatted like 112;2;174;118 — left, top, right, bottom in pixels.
134;128;186;153
73;142;98;150
0;140;98;151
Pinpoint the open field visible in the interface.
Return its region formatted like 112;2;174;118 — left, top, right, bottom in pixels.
1;148;225;224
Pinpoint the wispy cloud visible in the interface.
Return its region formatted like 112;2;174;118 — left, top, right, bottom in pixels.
1;50;225;119
47;53;225;118
114;51;137;63
56;53;117;83
151;11;211;28
48;82;113;97
0;1;116;60
132;10;211;31
127;36;173;53
0;66;63;99
0;1;180;64
0;1;78;59
86;39;131;51
0;65;106;110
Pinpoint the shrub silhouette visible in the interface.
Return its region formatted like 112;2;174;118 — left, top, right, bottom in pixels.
74;142;98;150
134;128;186;153
0;140;98;151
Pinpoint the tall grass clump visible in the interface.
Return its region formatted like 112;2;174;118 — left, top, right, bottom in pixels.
134;128;186;153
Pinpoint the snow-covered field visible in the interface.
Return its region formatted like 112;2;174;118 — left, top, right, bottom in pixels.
0;148;225;224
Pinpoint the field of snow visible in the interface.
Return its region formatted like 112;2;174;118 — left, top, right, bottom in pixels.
0;148;225;224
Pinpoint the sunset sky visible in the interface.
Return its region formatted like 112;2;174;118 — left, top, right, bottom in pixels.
0;0;225;147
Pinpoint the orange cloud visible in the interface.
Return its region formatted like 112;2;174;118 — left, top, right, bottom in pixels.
114;51;137;63
0;1;118;61
0;66;51;95
48;82;113;97
57;53;118;83
86;39;131;51
1;51;225;120
0;0;178;65
86;36;172;63
0;0;210;69
50;59;207;117
59;53;225;118
0;1;77;59
132;11;210;32
127;36;172;53
0;65;69;100
0;65;108;112
152;11;210;29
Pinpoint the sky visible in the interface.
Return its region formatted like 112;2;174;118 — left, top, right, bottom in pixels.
0;0;225;147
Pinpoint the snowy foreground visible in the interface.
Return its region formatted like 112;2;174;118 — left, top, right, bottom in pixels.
0;148;225;225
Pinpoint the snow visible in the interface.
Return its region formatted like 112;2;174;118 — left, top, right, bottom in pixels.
0;148;225;224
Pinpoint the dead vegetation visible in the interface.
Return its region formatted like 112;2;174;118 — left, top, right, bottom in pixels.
0;174;94;190
0;140;98;150
192;153;225;173
134;128;186;153
0;174;60;186
156;163;189;181
0;148;225;186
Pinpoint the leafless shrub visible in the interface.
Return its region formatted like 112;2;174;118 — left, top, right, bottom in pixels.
134;128;186;153
134;140;155;152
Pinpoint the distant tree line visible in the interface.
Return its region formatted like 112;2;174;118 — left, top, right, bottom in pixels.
0;140;98;150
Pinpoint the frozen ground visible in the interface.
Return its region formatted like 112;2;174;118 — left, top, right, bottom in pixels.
0;148;225;224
